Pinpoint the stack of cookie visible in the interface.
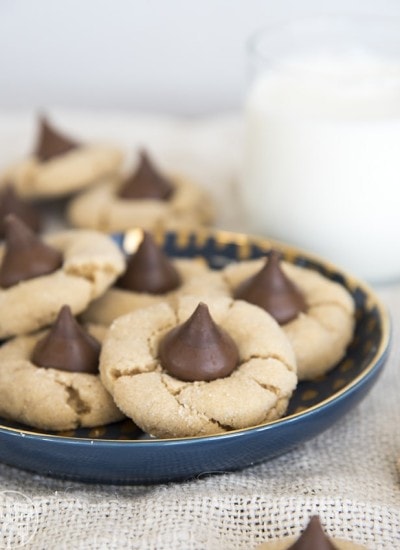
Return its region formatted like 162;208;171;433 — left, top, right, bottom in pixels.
0;218;355;437
0;116;215;234
0;117;355;439
0;214;126;431
92;236;354;438
1;116;123;202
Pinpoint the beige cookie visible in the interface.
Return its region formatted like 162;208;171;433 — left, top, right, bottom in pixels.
0;325;124;431
1;146;122;199
223;259;355;380
99;295;297;438
256;536;367;549
0;229;125;338
67;173;214;233
82;258;228;326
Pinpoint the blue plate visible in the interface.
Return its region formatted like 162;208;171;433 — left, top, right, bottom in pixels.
0;229;391;484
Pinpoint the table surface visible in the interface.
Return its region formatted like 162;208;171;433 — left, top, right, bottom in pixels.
0;112;399;550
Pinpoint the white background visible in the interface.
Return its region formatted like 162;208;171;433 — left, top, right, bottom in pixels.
1;0;400;115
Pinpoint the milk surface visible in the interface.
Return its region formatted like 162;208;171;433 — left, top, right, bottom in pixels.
243;51;400;282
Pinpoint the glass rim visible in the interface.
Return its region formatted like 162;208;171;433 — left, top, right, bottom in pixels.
247;13;400;64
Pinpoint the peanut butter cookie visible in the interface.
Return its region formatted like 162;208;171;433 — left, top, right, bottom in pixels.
0;313;124;431
99;295;297;438
67;151;214;232
223;254;355;380
0;218;125;338
1;117;122;199
256;516;366;549
82;231;228;326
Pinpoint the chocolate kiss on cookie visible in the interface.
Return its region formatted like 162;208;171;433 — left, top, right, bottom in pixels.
32;305;101;374
117;150;174;200
159;302;239;382
117;231;181;293
35;115;80;162
234;250;307;325
0;184;41;239
287;516;338;550
0;214;63;288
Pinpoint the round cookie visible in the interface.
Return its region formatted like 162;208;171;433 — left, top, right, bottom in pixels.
255;516;367;550
0;324;124;431
83;258;228;326
223;258;355;380
256;537;366;549
1;118;122;199
99;295;297;438
0;228;125;338
66;153;214;233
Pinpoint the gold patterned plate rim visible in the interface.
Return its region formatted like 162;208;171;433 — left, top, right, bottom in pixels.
0;227;391;444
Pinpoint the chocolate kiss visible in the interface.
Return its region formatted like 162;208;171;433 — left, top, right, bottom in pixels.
117;151;174;200
159;302;239;382
234;250;307;325
35;115;80;162
0;184;41;239
287;516;339;550
32;305;101;374
117;231;181;294
0;214;63;288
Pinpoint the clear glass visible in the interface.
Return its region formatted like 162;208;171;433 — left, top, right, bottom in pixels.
241;15;400;283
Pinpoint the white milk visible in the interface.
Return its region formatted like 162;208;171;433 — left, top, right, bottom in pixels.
242;51;400;282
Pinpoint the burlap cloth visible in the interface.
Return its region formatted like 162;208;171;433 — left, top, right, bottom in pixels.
0;113;399;549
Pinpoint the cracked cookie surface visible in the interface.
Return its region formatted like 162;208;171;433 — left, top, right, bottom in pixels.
223;259;355;380
0;229;125;338
0;325;124;431
99;295;297;438
1;146;122;199
82;258;229;326
67;173;214;233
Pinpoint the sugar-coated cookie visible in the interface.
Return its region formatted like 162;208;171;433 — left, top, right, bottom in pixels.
0;117;122;199
83;258;228;326
0;225;125;338
82;230;228;326
0;324;124;431
99;295;297;438
67;151;214;232
223;256;355;380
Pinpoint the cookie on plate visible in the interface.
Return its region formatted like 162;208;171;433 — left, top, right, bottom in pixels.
0;214;125;338
1;116;122;199
0;183;41;238
0;306;124;431
67;150;214;233
223;251;355;381
82;230;228;326
256;515;367;549
99;295;297;438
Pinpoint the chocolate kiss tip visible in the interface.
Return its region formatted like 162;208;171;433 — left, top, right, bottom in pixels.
32;305;101;374
234;249;307;325
0;214;62;288
117;150;174;201
117;231;181;294
0;185;41;238
159;302;239;382
287;516;338;550
35;115;79;162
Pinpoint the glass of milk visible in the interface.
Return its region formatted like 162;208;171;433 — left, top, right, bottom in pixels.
242;15;400;283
